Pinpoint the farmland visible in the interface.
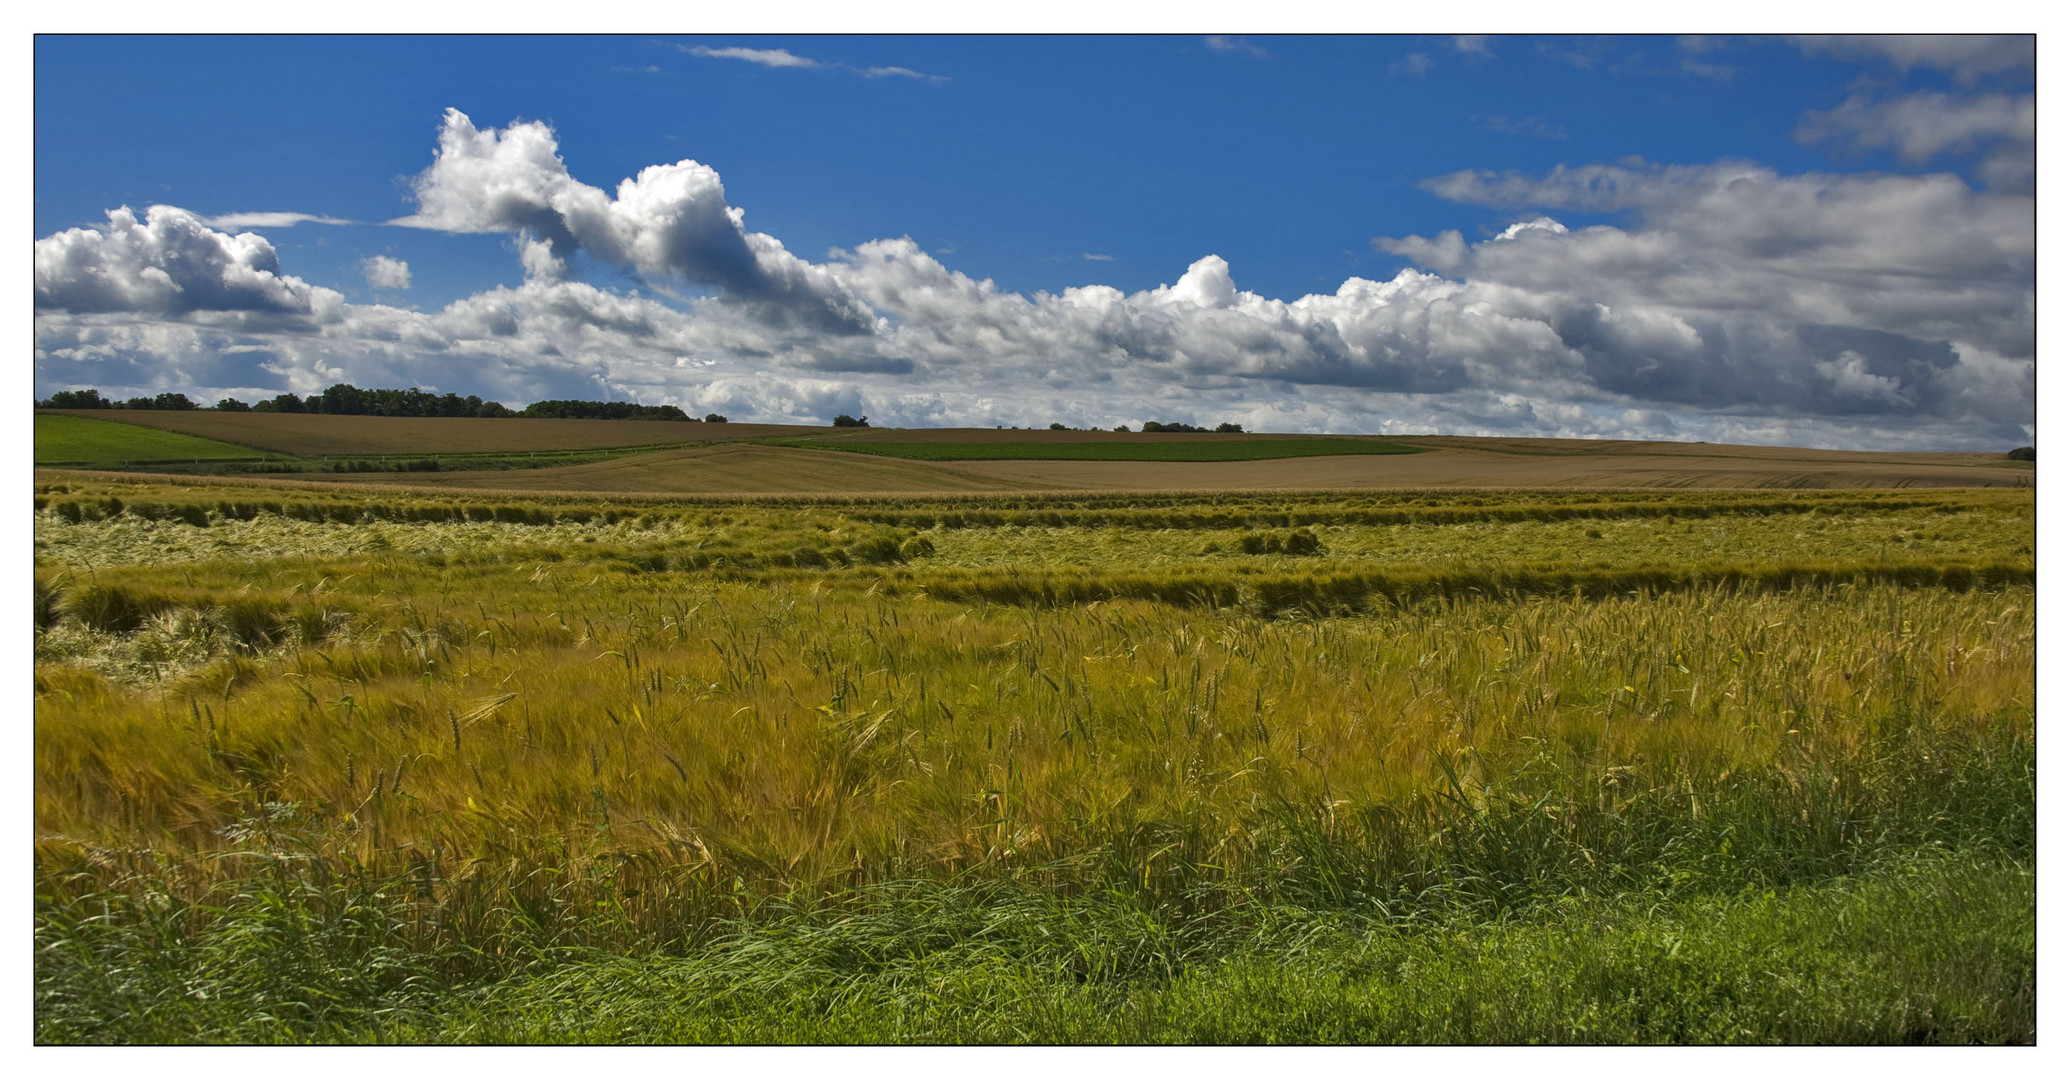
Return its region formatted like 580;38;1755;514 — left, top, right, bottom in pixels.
35;414;265;466
35;409;2032;491
31;466;2035;1043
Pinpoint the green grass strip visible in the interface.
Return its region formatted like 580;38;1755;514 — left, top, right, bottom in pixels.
35;414;262;465
765;437;1426;462
36;852;2034;1044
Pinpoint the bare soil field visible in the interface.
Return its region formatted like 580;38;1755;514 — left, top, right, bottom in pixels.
35;410;806;456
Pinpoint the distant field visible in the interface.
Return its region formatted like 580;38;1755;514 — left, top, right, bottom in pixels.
312;443;1049;494
766;437;1424;462
35;414;263;465
261;440;2033;494
35;409;802;456
32;410;2032;493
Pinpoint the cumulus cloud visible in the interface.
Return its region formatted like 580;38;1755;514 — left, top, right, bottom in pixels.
36;205;343;320
359;255;411;290
392;108;875;333
1370;159;2032;431
31;112;2036;451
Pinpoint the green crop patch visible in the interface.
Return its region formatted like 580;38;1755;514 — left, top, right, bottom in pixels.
35;414;264;465
765;436;1426;462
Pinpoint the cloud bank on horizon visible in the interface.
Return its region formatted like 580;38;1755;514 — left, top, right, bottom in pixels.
32;35;2034;450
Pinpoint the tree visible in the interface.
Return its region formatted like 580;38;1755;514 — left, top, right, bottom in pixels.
1215;422;1244;433
43;389;108;409
832;414;870;428
152;392;198;411
705;413;729;423
1113;425;1131;432
215;397;251;412
2009;446;2035;461
1049;422;1069;430
251;392;306;413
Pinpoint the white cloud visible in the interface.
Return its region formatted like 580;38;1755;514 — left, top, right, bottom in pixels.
683;45;819;69
1796;91;2033;189
31;115;2036;451
1797;92;2032;161
680;43;944;82
36;205;343;319
1494;217;1569;241
392;109;875;333
1451;36;1491;58
863;66;944;82
1205;36;1272;60
1083;253;1114;262
1391;52;1435;79
1373;159;2032;427
201;212;354;229
359;255;411;290
1789;34;2034;83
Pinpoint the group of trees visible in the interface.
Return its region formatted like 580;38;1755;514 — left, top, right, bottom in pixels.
38;384;728;423
1138;421;1245;433
40;389;201;411
1041;421;1246;433
519;399;691;422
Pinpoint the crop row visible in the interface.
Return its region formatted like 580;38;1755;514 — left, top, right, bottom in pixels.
912;559;2036;614
37;494;657;527
34;490;1986;533
844;496;1966;531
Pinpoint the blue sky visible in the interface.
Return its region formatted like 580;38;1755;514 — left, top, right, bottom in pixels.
33;33;2036;448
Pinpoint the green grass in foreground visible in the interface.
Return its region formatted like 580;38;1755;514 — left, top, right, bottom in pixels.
35;414;261;465
35;852;2033;1044
766;436;1425;462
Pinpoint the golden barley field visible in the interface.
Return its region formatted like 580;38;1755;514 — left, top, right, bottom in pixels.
32;466;2035;1043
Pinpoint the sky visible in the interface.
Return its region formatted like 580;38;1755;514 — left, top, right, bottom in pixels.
31;32;2038;449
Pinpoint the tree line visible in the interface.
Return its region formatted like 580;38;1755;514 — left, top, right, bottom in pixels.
38;385;727;423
